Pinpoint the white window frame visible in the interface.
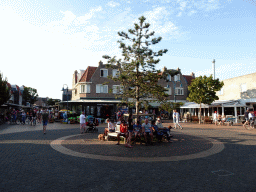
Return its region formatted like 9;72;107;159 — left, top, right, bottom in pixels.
167;74;171;81
174;74;180;81
164;87;172;95
96;84;108;93
81;85;85;93
112;69;119;77
240;83;247;93
175;87;184;95
100;69;108;77
80;84;90;93
112;85;119;94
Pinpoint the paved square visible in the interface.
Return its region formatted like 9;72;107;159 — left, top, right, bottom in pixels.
0;122;256;191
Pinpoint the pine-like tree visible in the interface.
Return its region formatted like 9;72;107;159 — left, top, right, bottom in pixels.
187;75;224;124
103;16;169;118
0;73;10;106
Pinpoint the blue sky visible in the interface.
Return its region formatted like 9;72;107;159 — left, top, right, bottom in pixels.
1;0;256;99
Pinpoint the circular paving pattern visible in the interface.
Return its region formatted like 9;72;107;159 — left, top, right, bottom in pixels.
50;133;224;162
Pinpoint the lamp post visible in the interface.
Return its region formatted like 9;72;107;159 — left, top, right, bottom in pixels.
212;59;215;80
62;84;69;110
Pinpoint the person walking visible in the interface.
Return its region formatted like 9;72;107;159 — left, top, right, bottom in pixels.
173;110;177;129
42;110;49;134
243;109;249;127
80;112;86;134
126;112;133;148
21;110;26;125
174;110;183;129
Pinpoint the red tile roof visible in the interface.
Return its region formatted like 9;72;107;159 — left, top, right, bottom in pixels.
183;75;195;86
79;66;97;82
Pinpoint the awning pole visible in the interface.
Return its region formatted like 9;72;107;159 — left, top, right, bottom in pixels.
234;105;238;123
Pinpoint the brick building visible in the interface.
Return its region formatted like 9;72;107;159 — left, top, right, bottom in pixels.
67;61;194;118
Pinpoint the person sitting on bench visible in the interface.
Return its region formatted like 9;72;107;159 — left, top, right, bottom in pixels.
104;118;115;138
142;118;153;145
152;120;163;142
116;120;128;145
133;121;142;145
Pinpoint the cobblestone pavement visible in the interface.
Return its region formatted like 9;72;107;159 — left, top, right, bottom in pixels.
0;122;256;192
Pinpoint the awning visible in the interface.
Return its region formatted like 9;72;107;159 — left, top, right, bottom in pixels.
180;102;209;109
180;100;246;109
59;99;122;104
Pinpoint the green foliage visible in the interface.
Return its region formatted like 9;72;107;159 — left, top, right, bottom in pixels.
159;102;183;118
47;98;61;106
22;87;38;105
0;73;10;106
103;16;168;113
187;75;223;124
187;75;224;105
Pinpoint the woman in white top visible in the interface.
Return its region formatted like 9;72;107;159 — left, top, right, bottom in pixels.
104;118;115;138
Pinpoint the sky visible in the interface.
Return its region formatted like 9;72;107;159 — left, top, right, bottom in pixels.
1;0;256;100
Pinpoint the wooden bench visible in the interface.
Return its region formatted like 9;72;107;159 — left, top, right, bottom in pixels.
107;124;126;143
202;117;213;124
191;116;199;123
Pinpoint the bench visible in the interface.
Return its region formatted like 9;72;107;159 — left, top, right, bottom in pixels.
202;117;213;124
107;124;126;143
191;116;199;123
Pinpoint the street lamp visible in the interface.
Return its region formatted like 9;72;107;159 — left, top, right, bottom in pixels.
212;59;215;80
62;84;69;110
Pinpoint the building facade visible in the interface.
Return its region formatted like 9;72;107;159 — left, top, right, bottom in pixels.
67;61;194;118
216;72;256;109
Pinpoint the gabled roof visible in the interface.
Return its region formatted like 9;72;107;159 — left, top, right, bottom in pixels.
79;66;97;82
183;75;195;86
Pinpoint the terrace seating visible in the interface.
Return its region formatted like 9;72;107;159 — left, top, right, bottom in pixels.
202;116;213;124
191;116;199;123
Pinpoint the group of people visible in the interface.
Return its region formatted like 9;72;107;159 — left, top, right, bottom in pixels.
7;108;50;134
7;108;53;126
104;112;174;148
212;111;228;125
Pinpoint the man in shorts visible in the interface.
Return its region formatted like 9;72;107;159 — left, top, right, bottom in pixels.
80;112;86;134
243;109;249;127
142;118;153;145
42;110;49;135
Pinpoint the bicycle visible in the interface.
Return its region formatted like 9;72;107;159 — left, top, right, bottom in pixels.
244;118;255;130
25;117;30;125
31;117;36;126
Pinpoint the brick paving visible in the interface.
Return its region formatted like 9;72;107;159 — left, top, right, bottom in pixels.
0;121;256;191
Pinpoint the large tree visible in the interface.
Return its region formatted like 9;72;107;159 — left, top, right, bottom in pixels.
0;73;10;106
187;75;224;124
22;87;38;106
103;16;169;118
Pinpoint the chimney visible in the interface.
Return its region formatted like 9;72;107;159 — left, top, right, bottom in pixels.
99;60;103;66
162;66;167;72
191;72;195;78
75;70;78;84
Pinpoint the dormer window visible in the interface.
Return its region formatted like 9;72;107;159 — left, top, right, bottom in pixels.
174;74;180;81
100;69;108;77
112;69;119;77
